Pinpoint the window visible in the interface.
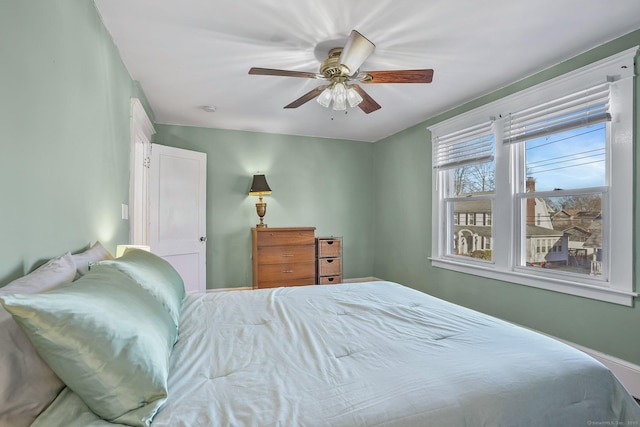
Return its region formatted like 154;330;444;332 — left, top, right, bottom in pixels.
433;121;495;261
429;48;636;306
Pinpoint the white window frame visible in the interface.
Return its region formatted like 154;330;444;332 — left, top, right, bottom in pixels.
428;47;637;306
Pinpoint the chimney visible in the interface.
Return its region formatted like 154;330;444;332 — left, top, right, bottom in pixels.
526;177;535;225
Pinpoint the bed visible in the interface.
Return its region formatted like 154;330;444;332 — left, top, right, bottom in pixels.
1;245;639;427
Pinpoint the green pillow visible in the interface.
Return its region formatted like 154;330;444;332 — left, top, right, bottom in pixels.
100;249;185;327
0;265;176;427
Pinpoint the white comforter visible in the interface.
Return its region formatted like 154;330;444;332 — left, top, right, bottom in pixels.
34;281;640;426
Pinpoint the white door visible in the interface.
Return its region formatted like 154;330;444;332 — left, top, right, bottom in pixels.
149;144;207;293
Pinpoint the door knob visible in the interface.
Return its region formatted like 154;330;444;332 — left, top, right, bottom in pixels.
200;236;207;242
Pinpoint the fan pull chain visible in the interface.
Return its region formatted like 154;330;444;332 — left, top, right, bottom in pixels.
330;111;350;121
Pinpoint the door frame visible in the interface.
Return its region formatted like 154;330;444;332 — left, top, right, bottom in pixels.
129;98;155;245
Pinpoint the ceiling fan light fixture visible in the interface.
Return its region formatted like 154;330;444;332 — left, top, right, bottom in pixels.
332;82;347;111
316;86;333;108
346;86;363;108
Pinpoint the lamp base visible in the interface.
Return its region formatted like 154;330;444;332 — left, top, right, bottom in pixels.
255;201;267;228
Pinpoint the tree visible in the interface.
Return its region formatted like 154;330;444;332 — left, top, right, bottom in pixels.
453;162;495;195
453;166;469;195
466;162;495;193
559;194;601;211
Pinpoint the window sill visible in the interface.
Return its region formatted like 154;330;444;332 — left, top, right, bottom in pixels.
429;257;636;306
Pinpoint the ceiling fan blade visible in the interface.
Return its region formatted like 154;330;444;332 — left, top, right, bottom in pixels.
362;69;434;84
284;85;330;109
351;84;381;114
249;67;321;79
338;30;375;76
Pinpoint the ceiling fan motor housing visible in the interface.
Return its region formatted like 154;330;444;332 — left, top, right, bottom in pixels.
319;48;344;78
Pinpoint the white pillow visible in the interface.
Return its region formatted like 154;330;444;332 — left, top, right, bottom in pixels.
1;251;77;295
0;252;77;427
72;241;113;276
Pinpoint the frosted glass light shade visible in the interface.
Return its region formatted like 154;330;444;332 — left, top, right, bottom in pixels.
346;86;363;107
332;83;347;111
316;87;333;108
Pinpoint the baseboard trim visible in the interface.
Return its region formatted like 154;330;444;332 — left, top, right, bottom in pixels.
206;286;252;292
342;276;384;283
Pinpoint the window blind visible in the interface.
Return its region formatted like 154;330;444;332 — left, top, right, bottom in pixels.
503;83;611;144
433;121;494;170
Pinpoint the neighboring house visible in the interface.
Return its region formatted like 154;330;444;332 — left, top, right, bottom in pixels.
453;199;492;256
525;225;568;265
451;179;601;267
550;209;602;275
551;209;601;233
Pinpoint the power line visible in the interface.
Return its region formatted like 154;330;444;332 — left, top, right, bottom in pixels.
525;126;604;151
529;159;605;175
527;147;605;166
527;149;605;169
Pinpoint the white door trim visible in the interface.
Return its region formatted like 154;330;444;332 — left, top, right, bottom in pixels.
129;98;155;245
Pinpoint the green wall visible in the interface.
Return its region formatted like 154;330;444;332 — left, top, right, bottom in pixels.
2;1;638;367
0;1;147;285
153;125;375;289
373;30;640;365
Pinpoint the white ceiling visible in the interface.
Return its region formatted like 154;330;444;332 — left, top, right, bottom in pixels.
94;0;640;143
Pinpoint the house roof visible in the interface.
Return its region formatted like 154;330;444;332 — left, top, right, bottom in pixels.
583;219;602;248
452;199;491;213
526;225;564;237
561;226;592;238
454;225;492;238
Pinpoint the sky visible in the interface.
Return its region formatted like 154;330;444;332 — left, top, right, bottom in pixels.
524;123;606;192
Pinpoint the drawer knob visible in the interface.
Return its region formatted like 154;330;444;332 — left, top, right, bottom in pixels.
283;270;294;273
326;259;334;264
282;254;294;257
327;241;334;245
327;277;335;282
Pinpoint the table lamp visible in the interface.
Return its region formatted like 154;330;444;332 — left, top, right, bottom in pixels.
249;174;272;228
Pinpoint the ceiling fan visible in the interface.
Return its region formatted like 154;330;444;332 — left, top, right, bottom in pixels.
248;30;434;114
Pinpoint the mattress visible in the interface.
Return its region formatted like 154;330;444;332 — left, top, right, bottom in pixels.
33;281;640;426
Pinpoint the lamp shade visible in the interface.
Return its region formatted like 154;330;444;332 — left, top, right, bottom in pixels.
249;174;272;195
116;245;151;258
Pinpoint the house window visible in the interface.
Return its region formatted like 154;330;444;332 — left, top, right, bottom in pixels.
429;47;636;306
433;121;495;261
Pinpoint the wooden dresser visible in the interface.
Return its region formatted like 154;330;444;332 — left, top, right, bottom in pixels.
252;227;316;289
316;237;342;285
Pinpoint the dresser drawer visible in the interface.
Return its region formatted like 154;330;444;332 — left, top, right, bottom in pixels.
317;258;342;276
257;230;315;247
318;239;342;258
257;245;315;265
258;261;315;282
318;275;342;285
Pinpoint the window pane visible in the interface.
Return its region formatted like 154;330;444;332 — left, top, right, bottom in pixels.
450;200;493;261
525;123;605;192
451;160;495;196
521;194;602;276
